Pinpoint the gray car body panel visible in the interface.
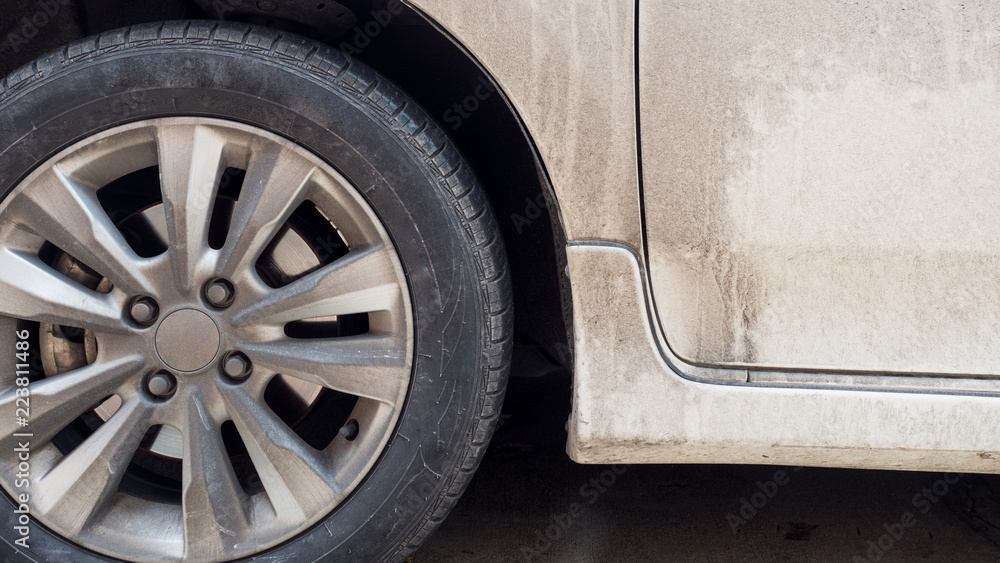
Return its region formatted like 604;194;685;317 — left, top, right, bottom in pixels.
640;0;1000;376
408;0;1000;471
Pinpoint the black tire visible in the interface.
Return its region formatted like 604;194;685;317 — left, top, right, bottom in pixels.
0;20;512;562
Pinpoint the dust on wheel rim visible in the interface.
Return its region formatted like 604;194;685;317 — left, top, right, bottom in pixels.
0;118;414;562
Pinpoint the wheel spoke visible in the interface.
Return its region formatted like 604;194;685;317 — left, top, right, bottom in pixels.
0;248;129;333
157;124;228;292
221;387;342;522
241;335;408;406
6;168;155;295
215;145;316;281
232;245;402;327
182;389;251;559
0;356;144;451
33;398;153;534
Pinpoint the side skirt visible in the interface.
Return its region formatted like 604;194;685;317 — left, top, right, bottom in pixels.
566;242;1000;474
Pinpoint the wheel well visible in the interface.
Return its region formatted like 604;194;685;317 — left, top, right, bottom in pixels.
0;0;573;375
340;4;573;375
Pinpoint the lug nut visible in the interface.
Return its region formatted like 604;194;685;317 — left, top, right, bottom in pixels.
338;419;360;441
204;278;236;308
128;296;159;326
222;351;252;380
147;370;176;398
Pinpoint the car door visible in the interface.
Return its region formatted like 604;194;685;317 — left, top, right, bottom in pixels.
639;0;1000;377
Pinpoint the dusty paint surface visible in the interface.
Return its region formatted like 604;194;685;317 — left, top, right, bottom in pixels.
406;0;642;248
641;1;1000;374
566;243;1000;471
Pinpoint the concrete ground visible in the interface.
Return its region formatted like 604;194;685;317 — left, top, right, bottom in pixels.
414;376;1000;562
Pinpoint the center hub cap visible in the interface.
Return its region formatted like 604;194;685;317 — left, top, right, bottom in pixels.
154;309;221;372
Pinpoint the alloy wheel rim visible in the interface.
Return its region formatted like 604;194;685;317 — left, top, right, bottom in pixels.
0;118;413;562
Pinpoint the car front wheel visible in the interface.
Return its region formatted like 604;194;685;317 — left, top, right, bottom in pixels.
0;21;511;562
